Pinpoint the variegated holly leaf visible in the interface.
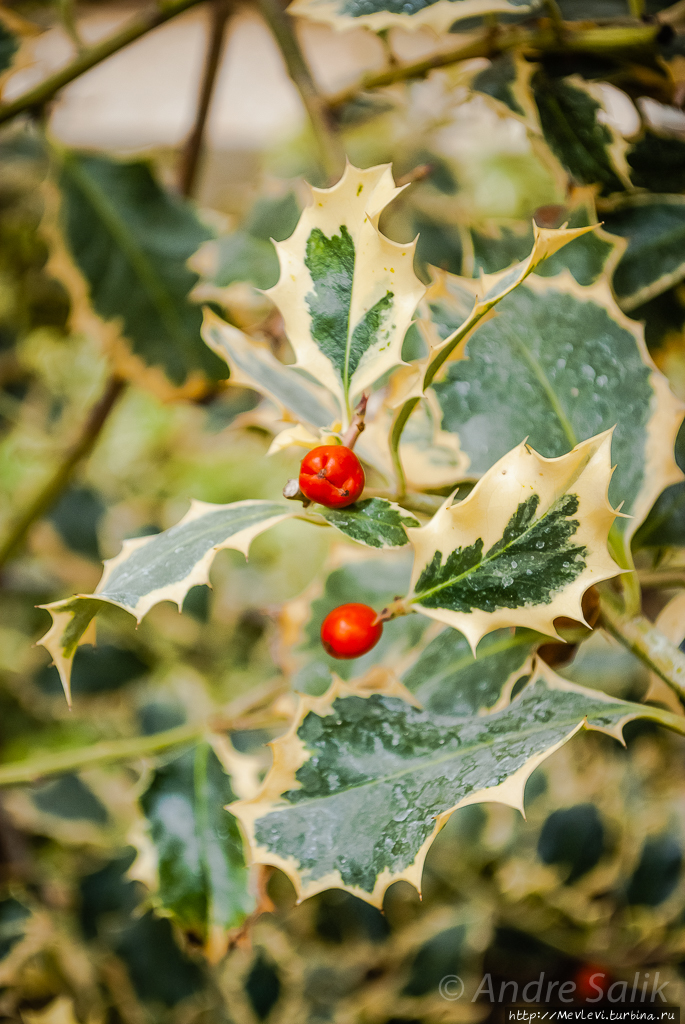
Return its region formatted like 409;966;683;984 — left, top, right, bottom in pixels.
602;195;685;312
287;0;531;34
471;50;538;129
531;72;632;195
467;192;623;288
202;310;336;429
389;221;597;409
402;626;541;716
138;742;254;952
432;273;684;545
229;661;685;907
267;163;426;428
44;150;224;394
405;432;620;650
312;498;419;550
38;500;295;704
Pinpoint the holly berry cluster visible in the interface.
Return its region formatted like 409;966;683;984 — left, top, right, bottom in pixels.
296;444;382;660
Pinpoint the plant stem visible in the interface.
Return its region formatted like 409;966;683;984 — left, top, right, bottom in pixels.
600;590;685;702
255;0;344;184
341;393;367;449
0;374;126;570
177;0;232;197
0;722;203;787
0;0;209;127
0;681;289;787
326;22;658;108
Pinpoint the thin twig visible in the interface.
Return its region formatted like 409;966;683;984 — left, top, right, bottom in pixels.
255;0;344;183
600;590;685;703
0;682;289;787
341;393;367;449
0;374;126;570
0;0;210;127
325;22;659;109
0;722;203;787
178;0;232;197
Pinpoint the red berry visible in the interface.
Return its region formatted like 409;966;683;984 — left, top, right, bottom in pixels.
299;445;365;509
321;603;382;659
574;964;609;1002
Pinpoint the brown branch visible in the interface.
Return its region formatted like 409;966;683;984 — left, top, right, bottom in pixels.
255;0;345;183
0;0;210;128
0;374;126;570
177;0;232;197
325;22;659;109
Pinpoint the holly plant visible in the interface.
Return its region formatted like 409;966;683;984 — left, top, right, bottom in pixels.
3;0;685;1014
33;155;685;915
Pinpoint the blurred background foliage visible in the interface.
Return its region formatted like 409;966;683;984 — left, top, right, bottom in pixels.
1;0;685;1020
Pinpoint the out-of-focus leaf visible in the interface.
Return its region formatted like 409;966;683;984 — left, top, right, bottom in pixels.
202;310;336;429
602;195;685;311
47;485;105;560
35;643;147;697
47;151;224;388
115;912;203;1005
627;131;685;194
287;0;533;36
0;19;18;77
537;804;605;883
230;662;685;906
32;774;109;824
472;51;538;127
402;626;541;715
208;192;301;291
405;433;620;649
532;72;631;194
139;743;254;943
38;499;295;702
432;273;684;543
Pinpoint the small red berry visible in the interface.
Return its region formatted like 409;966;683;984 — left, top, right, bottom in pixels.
321;603;383;659
299;445;365;509
574;963;609;1002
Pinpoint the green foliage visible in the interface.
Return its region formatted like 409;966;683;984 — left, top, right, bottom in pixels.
140;743;254;936
235;668;684;902
2;0;685;1016
56;151;225;386
432;277;672;534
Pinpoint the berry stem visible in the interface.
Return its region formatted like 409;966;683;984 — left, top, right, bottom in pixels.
283;478;312;506
341;394;368;450
374;598;412;625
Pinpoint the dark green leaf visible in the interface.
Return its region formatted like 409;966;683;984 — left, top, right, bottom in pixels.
57;151;224;386
402;626;540;715
313;498;419;549
603;196;685;310
0;20;18;75
532;72;629;194
141;743;253;934
627;131;685;193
